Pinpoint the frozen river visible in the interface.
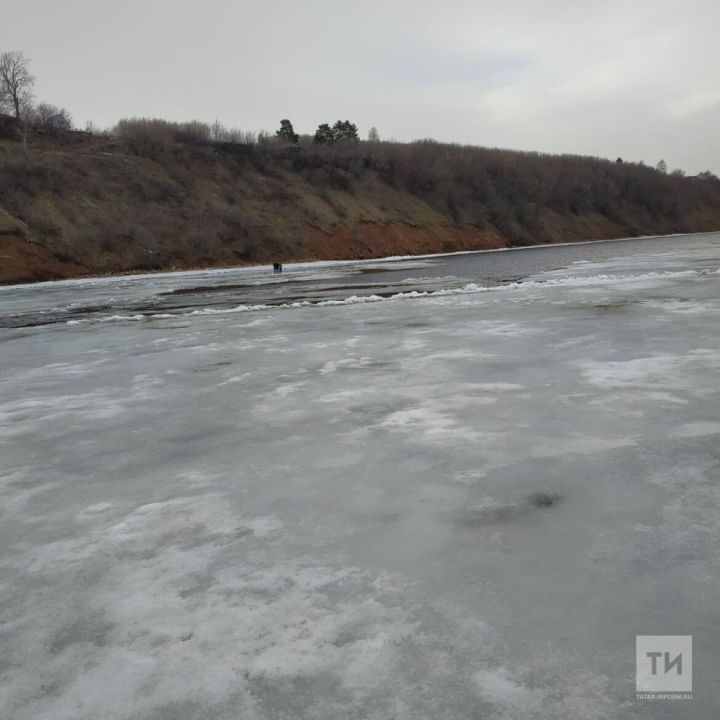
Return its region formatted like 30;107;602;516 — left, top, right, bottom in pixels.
1;233;719;719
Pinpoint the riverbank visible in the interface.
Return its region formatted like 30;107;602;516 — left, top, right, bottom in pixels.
2;133;720;284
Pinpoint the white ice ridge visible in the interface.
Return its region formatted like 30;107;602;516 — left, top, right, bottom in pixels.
65;267;715;325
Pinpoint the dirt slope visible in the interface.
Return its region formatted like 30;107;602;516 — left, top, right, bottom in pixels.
1;134;719;284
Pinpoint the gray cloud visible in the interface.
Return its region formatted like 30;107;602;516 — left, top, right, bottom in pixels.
3;0;718;172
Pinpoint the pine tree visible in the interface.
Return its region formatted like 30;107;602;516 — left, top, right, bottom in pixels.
313;123;334;143
331;120;359;143
314;120;360;144
275;119;299;144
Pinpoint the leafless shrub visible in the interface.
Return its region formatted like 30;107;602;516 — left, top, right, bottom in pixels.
173;120;211;144
114;118;260;155
29;103;72;131
114;118;175;157
210;120;257;144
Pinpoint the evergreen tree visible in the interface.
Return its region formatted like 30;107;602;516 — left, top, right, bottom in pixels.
275;118;299;144
332;120;359;143
313;120;360;144
313;123;334;143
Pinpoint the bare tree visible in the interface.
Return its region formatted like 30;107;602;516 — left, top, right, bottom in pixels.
25;102;71;131
368;126;380;143
0;51;35;119
34;102;58;126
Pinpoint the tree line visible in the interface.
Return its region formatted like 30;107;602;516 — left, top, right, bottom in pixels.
103;117;720;246
3;48;718;194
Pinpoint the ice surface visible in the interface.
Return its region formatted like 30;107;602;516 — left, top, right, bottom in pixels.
1;235;720;719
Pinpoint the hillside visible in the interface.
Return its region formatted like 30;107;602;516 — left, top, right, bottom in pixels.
1;129;720;284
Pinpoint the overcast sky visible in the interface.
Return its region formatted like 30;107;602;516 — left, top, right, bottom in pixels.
3;0;719;172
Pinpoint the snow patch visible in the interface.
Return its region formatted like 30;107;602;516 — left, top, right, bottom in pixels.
473;667;545;713
674;421;720;438
529;436;637;457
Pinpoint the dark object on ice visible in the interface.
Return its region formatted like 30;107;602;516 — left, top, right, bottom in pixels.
527;492;562;508
272;262;283;273
454;492;564;529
